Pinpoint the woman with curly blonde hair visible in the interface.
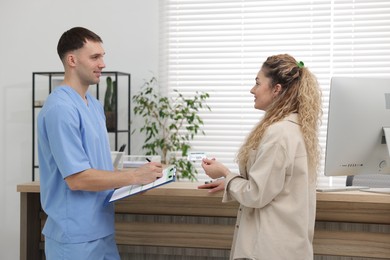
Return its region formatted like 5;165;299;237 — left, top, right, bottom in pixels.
199;54;322;260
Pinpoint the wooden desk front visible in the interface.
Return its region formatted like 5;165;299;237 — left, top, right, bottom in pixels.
17;182;390;259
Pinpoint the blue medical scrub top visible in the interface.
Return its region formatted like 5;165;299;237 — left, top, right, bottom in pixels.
37;86;115;243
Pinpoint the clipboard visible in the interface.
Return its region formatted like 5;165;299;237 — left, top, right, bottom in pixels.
106;165;176;203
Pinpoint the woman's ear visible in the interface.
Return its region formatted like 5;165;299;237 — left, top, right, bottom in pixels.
273;84;282;97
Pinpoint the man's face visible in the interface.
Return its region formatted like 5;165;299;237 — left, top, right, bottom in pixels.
72;39;106;86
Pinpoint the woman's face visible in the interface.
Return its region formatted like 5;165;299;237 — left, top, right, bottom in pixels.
250;69;280;111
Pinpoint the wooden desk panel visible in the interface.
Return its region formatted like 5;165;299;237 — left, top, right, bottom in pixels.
316;191;390;224
18;182;390;259
314;230;390;259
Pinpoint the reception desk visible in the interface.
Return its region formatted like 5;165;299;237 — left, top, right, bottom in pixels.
17;182;390;260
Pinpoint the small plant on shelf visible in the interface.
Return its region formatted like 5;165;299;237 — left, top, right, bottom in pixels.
132;76;210;181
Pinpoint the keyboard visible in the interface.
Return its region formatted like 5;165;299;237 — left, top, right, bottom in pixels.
316;186;369;192
362;188;390;194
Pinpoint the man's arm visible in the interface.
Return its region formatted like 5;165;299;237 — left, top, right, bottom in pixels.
65;162;163;191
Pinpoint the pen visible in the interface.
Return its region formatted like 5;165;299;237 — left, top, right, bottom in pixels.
146;157;151;162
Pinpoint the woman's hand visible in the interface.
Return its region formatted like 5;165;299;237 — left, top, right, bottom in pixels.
201;158;230;179
198;178;225;193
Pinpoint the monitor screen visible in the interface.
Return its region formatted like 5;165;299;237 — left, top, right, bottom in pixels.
324;77;390;177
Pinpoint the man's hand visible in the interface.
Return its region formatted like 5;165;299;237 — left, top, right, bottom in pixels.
131;162;163;185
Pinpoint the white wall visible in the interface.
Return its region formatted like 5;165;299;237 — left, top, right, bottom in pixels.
0;0;159;258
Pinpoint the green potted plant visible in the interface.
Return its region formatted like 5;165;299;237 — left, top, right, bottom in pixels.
104;76;117;131
132;76;211;181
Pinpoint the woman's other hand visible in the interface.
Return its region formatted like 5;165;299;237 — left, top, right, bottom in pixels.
198;178;225;193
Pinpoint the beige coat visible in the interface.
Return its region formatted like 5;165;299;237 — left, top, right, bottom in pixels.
223;113;316;260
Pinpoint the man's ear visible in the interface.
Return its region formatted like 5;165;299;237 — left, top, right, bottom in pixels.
65;53;76;67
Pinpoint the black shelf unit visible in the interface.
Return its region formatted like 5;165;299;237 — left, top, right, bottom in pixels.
32;71;131;181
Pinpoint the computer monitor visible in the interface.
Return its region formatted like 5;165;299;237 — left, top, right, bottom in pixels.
324;77;390;177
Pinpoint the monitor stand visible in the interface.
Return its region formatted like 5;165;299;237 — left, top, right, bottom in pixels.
382;127;390;157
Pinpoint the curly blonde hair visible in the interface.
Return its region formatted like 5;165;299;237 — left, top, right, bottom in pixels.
236;54;322;181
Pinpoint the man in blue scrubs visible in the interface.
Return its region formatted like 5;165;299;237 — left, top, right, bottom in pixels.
37;27;163;259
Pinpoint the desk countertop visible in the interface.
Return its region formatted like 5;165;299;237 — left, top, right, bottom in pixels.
17;181;390;223
16;181;390;201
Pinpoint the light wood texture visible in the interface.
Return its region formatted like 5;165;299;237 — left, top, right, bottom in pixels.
17;182;40;193
115;222;234;249
115;187;239;217
18;181;390;259
314;230;390;258
316;191;390;224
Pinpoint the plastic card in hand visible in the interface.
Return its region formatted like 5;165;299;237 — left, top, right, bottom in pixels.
106;165;176;203
188;152;206;162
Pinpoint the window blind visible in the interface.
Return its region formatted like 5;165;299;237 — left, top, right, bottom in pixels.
159;0;390;185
